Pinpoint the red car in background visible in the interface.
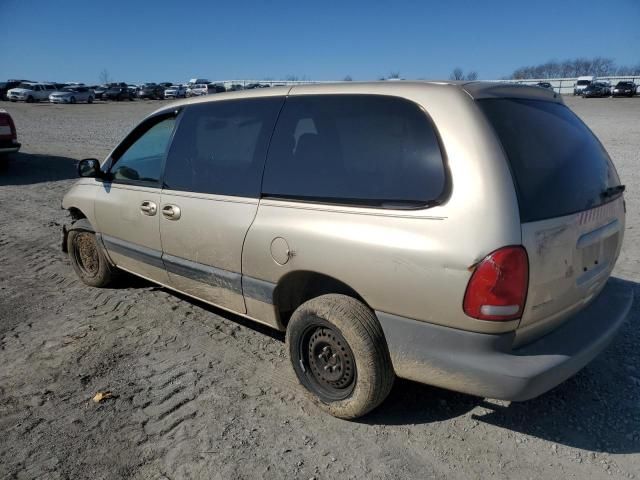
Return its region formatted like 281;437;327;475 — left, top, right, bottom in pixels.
0;109;20;160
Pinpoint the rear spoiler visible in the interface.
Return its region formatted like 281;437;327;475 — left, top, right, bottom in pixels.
462;82;563;103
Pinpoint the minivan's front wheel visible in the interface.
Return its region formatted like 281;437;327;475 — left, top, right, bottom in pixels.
67;227;116;287
286;294;394;419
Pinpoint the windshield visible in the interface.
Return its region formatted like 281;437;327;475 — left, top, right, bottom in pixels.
63;87;77;92
478;98;621;222
576;80;591;86
616;82;632;87
18;83;34;89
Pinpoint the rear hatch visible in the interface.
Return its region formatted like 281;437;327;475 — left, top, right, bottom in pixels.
477;97;625;345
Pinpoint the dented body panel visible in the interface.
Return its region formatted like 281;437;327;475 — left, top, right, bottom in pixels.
516;197;625;346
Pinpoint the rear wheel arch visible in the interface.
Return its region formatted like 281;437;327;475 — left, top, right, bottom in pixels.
273;270;369;329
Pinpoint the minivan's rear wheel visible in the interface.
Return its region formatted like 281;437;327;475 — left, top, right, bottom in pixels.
67;225;117;287
286;294;394;419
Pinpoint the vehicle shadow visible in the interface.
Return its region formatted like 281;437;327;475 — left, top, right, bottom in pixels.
0;152;78;186
113;272;286;341
365;277;639;454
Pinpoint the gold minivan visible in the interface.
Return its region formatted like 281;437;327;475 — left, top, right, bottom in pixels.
62;81;632;419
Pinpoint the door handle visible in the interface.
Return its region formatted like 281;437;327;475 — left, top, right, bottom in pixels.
162;204;181;220
140;200;157;216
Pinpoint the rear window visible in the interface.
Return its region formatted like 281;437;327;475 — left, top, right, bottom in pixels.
262;94;446;208
576;80;591;86
478;98;621;222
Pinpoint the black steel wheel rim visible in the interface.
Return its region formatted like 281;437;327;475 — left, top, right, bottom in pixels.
298;319;356;402
72;232;100;278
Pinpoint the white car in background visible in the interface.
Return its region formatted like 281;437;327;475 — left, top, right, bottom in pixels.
573;75;596;96
186;84;208;97
164;85;187;99
49;86;95;104
7;83;56;102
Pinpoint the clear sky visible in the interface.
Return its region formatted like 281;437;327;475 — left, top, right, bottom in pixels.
1;0;638;84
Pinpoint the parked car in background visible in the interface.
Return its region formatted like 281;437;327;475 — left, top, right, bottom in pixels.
573;75;595;95
229;84;244;91
582;82;610;98
612;81;636;98
49;86;95;104
137;83;165;100
159;82;173;88
127;85;139;97
189;78;210;85
207;83;226;94
535;82;553;90
245;83;271;89
7;83;56;102
186;84;208;97
104;86;135;101
93;85;109;100
0;80;29;100
62;81;630;419
164;85;187;99
0;109;20;160
599;82;612;96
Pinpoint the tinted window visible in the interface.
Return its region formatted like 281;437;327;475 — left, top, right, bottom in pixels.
163;98;283;197
111;117;176;185
262;95;445;207
478;98;621;222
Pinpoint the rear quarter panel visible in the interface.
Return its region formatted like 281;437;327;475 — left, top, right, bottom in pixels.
243;83;522;334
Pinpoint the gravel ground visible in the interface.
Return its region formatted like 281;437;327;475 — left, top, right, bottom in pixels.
0;96;639;480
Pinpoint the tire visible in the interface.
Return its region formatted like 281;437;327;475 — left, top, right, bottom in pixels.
70;96;76;104
26;96;34;103
286;294;394;419
88;96;93;104
67;221;117;287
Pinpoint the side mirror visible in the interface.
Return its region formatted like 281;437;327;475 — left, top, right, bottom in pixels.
78;158;102;178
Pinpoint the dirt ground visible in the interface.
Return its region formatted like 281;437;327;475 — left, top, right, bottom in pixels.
1;96;639;480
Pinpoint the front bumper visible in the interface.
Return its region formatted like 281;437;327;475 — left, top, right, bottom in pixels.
377;277;633;401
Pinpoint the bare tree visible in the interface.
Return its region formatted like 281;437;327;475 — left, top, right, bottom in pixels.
343;75;353;81
465;71;478;81
285;74;299;82
449;67;464;80
388;71;401;79
99;69;111;85
510;57;620;79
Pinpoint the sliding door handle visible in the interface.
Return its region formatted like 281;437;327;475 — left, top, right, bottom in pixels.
162;204;181;220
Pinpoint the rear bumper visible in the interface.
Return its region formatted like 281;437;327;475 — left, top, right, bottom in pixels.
377;277;633;401
0;142;20;154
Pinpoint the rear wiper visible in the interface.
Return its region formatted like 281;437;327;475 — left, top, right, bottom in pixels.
601;185;626;199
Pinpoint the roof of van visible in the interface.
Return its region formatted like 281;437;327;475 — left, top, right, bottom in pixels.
153;80;561;116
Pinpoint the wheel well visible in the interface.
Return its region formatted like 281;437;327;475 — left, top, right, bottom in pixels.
274;271;367;328
68;207;87;221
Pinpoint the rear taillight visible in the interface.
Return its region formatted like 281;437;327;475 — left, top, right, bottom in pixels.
0;114;17;139
463;246;529;321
